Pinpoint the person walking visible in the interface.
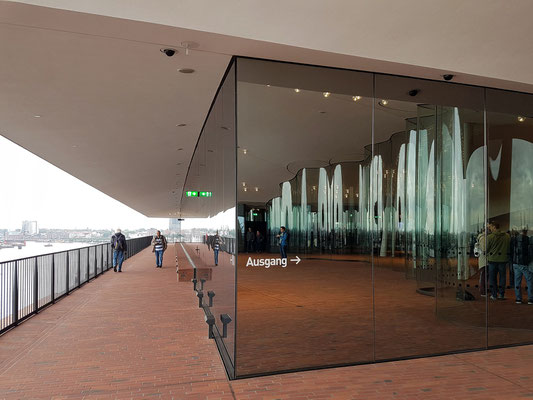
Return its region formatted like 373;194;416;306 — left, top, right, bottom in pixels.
246;228;255;253
111;229;127;272
151;230;168;268
487;221;511;300
475;228;487;297
277;226;288;259
213;231;224;266
510;228;533;304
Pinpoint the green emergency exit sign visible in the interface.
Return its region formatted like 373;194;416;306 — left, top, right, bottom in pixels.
186;191;212;198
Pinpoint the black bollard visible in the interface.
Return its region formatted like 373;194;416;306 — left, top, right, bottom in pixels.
191;278;197;291
204;314;215;339
197;290;204;308
200;279;206;291
220;314;232;338
207;291;215;307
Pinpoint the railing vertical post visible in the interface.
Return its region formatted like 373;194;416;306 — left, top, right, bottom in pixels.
101;245;104;272
77;250;81;288
87;248;90;279
51;255;55;303
13;260;19;326
66;252;70;295
34;256;38;313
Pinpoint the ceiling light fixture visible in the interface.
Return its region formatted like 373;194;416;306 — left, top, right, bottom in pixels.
34;115;41;118
176;123;187;127
243;187;248;192
294;88;300;93
267;84;271;87
177;148;183;151
381;100;389;106
323;92;330;98
352;96;362;101
242;182;246;186
178;68;195;74
243;149;248;154
255;187;259;192
518;116;526;122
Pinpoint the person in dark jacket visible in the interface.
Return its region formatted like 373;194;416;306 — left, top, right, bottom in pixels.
510;228;533;304
487;222;511;300
246;228;255;253
111;229;127;272
277;226;288;259
255;230;264;253
213;232;224;266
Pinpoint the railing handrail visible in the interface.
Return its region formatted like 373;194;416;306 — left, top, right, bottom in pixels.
0;236;150;265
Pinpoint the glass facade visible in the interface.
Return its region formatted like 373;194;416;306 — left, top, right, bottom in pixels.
182;57;533;378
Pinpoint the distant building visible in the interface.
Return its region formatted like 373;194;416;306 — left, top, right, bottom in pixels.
169;218;182;233
22;220;38;235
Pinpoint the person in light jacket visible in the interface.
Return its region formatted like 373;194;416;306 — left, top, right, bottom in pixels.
476;228;487;297
151;230;168;268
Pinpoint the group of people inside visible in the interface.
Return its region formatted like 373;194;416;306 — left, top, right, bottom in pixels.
245;228;265;253
246;226;289;259
476;221;533;304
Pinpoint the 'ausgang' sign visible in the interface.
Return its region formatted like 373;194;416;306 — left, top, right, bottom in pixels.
246;256;301;269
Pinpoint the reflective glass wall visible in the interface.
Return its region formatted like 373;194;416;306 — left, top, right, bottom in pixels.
187;57;533;378
180;63;236;376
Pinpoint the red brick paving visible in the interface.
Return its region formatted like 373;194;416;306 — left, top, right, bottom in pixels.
1;245;533;399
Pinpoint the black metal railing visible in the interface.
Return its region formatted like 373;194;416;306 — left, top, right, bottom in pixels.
0;236;152;335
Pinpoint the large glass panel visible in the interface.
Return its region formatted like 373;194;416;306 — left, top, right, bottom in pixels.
180;62;236;375
486;89;533;347
236;58;373;376
374;75;486;359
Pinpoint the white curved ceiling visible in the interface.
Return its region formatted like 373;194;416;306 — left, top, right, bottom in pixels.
1;1;533;217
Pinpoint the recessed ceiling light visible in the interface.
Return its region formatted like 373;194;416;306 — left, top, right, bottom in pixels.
243;187;248;192
323;92;330;98
381;100;389;106
242;182;246;186
177;148;183;151
319;111;327;114
208;149;214;153
294;88;300;93
352;96;362;101
176;123;187;127
178;68;195;74
243;149;248;154
34;115;41;118
267;84;271;87
221;126;229;130
254;187;259;192
518;116;526;122
72;145;78;148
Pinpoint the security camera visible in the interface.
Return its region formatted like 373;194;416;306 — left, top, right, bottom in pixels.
160;48;177;57
408;89;419;97
443;74;454;81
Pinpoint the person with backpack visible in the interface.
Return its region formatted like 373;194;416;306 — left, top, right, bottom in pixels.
213;231;224;266
487;221;511;300
277;226;288;259
510;228;533;304
151;230;168;268
111;229;127;272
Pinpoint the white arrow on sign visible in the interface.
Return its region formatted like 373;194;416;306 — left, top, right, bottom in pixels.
290;256;301;265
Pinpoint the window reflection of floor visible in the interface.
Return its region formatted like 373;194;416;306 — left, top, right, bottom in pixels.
237;253;533;377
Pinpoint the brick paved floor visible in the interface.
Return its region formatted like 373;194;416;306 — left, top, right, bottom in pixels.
2;246;533;399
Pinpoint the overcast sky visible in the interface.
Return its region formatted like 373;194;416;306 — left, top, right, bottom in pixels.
0;135;171;231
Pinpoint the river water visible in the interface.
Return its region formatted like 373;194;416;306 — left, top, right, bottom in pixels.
0;241;95;263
